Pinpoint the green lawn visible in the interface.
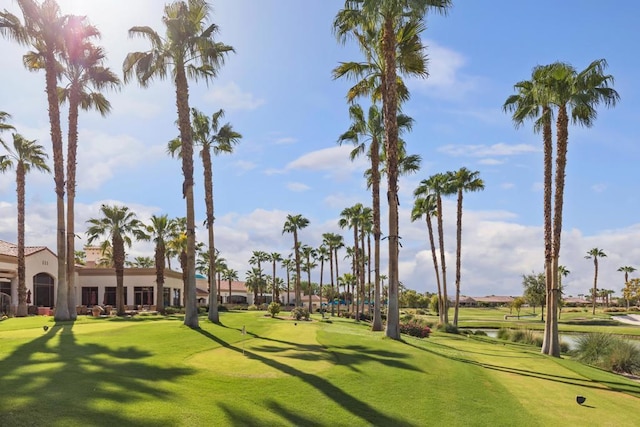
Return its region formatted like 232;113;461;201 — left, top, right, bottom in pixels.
1;311;639;426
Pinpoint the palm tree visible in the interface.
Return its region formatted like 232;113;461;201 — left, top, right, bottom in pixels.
1;0;71;320
300;245;317;312
282;214;309;307
618;266;636;309
449;167;485;326
339;204;364;320
245;267;264;306
585;248;607;315
86;205;143;315
549;60;618;354
123;0;234;328
248;250;269;305
1;133;50;317
411;194;443;324
169;107;241;322
127;257;154;268
415;172;453;324
281;256;294;306
322;233;342;317
268;252;282;303
57;16;121;319
221;267;238;304
316;244;330;314
139;214;176;315
334;0;452;340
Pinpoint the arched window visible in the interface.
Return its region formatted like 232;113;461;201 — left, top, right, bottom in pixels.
33;273;54;307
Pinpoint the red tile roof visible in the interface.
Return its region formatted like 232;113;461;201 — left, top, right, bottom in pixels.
0;240;49;257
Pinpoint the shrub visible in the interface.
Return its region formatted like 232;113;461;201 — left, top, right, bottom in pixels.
247;304;258;311
164;306;179;315
607;340;640;374
400;319;431;338
267;302;281;318
258;303;268;311
436;323;459;334
416;309;427;315
473;330;488;337
497;328;511;340
574;333;615;365
290;307;310;321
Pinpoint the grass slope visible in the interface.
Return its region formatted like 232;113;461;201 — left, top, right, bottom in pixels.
1;312;638;426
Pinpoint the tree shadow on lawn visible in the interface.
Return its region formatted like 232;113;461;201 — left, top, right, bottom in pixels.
217;400;324;427
404;339;640;398
194;328;417;427
0;321;192;426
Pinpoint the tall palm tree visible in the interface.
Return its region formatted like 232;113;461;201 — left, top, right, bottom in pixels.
550;60;618;354
415;172;452;324
316;244;330;314
334;0;452;339
1;133;50;317
359;206;373;316
281;256;294;306
585;248;607;315
322;232;342;316
300;245;317;312
139;214;176;315
245;267;264;306
86;205;143;316
169;107;241;322
221;267;238;304
268;252;282;303
339;203;364;320
123;0;234;328
449;167;484;326
1;0;71;320
504;63;557;354
618;266;636;308
282;214;309;307
249;250;269;305
411;194;443;324
58;16;121;319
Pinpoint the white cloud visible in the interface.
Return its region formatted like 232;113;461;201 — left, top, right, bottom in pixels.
478;158;504;165
275;137;297;145
438;143;539;158
284;145;367;181
233;160;257;173
205;82;265;111
77;130;164;190
408;40;482;100
591;183;607;193
287;182;310;192
501;183;515;190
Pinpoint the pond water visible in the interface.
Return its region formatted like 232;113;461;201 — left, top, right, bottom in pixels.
473;329;640;351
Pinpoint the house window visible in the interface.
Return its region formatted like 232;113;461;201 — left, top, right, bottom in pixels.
33;273;54;307
104;286;128;306
173;289;181;307
163;288;171;306
134;286;154;306
81;287;99;306
0;281;10;298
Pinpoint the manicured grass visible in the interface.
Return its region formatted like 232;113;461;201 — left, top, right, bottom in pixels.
1;311;639;426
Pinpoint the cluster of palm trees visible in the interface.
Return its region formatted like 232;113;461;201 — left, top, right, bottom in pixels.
504;60;619;357
411;167;484;327
1;0;235;327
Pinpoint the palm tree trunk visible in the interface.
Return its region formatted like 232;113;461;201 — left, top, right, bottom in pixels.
381;15;400;340
203;147;219;323
592;259;599;315
437;194;449;324
155;242;165;315
114;235;125;316
66;88;80;320
175;63;198;328
329;248;335;317
48;54;69;321
541;110;554;355
453;189;463;326
294;231;301;307
549;104;570;357
16;164;27;317
426;215;443;324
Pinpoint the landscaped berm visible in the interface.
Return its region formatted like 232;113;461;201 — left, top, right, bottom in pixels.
1;311;639;426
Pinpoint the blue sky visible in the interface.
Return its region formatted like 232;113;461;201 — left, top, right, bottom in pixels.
1;0;639;299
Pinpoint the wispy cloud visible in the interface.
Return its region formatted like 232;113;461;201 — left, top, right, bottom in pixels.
591;183;607;193
275;137;297;145
205;82;265;111
438;143;539;157
408;40;482;100
287;182;310;192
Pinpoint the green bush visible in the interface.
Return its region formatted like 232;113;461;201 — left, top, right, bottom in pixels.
574;333;615;365
290;307;309;321
399;319;431;338
473;330;488;336
247;304;258;311
267;302;281;318
607;340;640;374
436;323;459;334
415;309;427;315
497;328;511;340
258;303;268;311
